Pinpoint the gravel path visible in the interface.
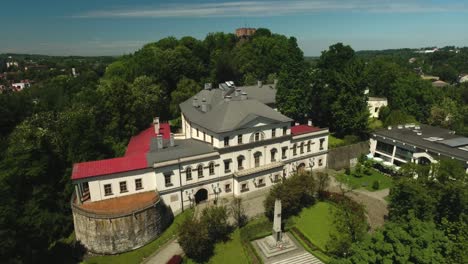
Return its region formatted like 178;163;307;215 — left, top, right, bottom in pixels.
143;239;183;264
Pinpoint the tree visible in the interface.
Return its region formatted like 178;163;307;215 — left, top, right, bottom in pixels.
178;217;213;262
315;171;330;199
332;213;452;264
170;78;200;117
389;179;437;221
200;205;231;242
230;197;247;227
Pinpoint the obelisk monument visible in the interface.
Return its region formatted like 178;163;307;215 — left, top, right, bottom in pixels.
272;199;282;244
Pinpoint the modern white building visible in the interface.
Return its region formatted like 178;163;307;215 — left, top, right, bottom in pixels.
369;124;468;172
368;97;388;118
71;81;329;215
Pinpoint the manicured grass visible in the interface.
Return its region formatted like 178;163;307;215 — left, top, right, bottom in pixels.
184;229;249;264
289;202;335;251
85;209;193;264
335;168;394;191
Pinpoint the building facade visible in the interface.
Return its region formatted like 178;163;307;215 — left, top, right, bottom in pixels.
367;97;388;118
370;124;468;172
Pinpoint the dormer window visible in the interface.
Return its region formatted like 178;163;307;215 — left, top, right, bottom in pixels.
255;132;260;142
224;136;229;147
283;126;287;135
238;134;243;145
272;128;276;138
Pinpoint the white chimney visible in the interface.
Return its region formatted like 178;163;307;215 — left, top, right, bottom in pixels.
169;133;174;147
387;126;392;130
153;117;160;134
257;80;262;87
307;119;313;126
241;92;248;100
156;134;163;149
295;122;300;126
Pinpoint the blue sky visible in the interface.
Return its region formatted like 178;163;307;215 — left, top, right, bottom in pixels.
2;0;468;56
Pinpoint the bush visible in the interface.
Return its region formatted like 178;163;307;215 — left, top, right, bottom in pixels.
345;167;351;175
372;180;380;190
364;168;373;176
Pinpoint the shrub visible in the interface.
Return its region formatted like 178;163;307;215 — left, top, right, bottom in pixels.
364;168;373;176
345;167;351;175
372;180;380;190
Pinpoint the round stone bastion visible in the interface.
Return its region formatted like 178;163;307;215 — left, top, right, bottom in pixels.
71;191;172;255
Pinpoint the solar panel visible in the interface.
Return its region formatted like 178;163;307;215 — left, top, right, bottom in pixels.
439;137;468;147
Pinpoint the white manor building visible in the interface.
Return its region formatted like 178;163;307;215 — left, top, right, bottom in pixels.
71;81;329;217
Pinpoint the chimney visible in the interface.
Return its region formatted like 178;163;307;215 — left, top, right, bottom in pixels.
295;122;300;126
169;133;175;147
204;83;212;90
307;119;313;126
156;134;163;149
241;92;248;100
201;98;208;112
257;80;262;88
224;95;232;102
235;88;241;97
192;96;199;107
153;117;160;134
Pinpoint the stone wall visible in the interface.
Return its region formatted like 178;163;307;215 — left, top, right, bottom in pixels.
327;141;369;170
72;200;173;254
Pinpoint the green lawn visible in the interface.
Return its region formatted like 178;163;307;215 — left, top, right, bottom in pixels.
289;202;335;251
184;229;249;264
85;209;193;264
335;168;393;191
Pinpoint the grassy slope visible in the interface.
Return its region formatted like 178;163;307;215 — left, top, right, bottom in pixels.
85;209;193;264
335;169;393;191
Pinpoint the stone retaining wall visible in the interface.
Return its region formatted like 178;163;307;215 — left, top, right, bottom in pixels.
327;141;369;170
72;198;172;254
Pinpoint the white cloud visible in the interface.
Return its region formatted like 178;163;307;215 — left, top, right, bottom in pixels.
74;0;468;18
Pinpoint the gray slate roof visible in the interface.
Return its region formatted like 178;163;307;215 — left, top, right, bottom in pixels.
239;84;277;105
180;83;291;134
146;138;217;165
374;124;468;161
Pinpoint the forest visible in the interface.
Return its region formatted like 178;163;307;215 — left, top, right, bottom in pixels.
0;29;467;263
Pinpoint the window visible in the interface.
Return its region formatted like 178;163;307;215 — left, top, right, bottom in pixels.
197;165;204;178
224;160;231;173
271;148;277;162
375;107;379;113
237;156;244;170
238;134;243;145
164;174;172;187
318;159;323;166
186;167;192;181
104;184;112;196
119;181;128;193
203;132;206;141
307;141;311;152
293;144;297;156
254;132;260;142
225;184;231;192
211;135;213;144
254;152;262;168
196;128;199;137
224;136;229;147
283;126;287;135
282;147;287;159
300;142;304;154
272;128;276;138
135;178;143;190
82;182;89;193
319;138;325;150
274;174;280;182
258;178;265;187
376;141;394;155
241;183;249;192
209;163;215;175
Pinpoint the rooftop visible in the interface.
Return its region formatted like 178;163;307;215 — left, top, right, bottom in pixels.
368;97;387;102
373;124;468;161
291;124;325;136
75;191;158;216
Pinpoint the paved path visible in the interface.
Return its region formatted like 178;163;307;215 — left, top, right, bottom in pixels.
143;239;183;264
326;169;389;230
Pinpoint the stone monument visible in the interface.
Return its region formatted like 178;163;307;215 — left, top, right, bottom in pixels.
255;199;297;258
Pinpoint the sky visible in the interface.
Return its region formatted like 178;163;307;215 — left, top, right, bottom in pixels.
1;0;468;56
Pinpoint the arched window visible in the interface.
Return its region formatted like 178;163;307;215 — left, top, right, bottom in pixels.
249;131;265;143
307;141;311;152
237;155;245;170
254;152;262;168
292;144;297;156
209;162;215;175
270;148;277;162
300;142;304;154
197;165;204;178
186;167;192;181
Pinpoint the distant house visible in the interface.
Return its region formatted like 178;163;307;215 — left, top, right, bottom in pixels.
421;75;440;81
408;57;417;64
368;97;388;118
6;61;19;68
432;80;449;88
236;27;256;38
11;80;31;91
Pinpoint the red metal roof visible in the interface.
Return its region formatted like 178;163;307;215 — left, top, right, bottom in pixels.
291;125;322;136
71;123;171;181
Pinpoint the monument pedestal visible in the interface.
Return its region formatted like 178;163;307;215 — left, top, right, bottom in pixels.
255;232;297;258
